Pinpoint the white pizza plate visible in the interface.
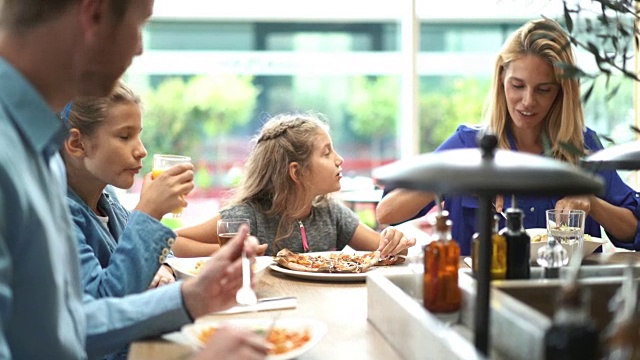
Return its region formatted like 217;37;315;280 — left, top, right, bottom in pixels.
269;251;380;282
182;317;327;360
167;256;273;283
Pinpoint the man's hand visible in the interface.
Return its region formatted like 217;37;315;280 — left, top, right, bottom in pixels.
181;225;260;318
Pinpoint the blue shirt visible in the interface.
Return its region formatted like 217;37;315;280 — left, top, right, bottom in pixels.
67;188;176;298
383;125;640;255
0;58;192;359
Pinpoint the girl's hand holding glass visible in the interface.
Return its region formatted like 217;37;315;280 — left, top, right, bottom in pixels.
149;154;194;218
136;158;194;220
377;226;416;258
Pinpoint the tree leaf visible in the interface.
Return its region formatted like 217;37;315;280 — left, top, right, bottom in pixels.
563;3;574;33
604;82;622;101
582;82;595;104
599;134;616;145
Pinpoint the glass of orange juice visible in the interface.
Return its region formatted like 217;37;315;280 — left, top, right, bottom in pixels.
217;219;250;246
152;154;192;218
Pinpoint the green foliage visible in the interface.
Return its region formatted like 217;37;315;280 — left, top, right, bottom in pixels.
345;76;490;155
347;76;400;138
355;208;377;229
141;75;259;172
582;75;635;143
418;77;490;152
557;0;640;100
184;75;259;136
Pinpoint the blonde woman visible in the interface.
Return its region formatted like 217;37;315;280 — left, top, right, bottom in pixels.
174;113;415;257
376;18;640;255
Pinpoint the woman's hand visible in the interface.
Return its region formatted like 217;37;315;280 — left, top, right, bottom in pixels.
377;226;416;258
555;195;594;213
135;163;195;220
149;264;176;288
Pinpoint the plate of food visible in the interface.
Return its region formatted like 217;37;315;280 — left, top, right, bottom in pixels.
269;248;405;282
526;228;606;262
167;256;273;282
182;317;327;360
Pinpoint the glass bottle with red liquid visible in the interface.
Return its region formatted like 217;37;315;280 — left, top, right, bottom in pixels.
423;210;461;313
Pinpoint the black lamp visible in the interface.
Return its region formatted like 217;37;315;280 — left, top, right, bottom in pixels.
372;133;604;356
580;141;640;170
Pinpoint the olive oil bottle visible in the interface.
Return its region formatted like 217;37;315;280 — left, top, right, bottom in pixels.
471;215;506;280
423;210;461;313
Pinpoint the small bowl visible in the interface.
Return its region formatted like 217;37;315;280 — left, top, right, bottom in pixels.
526;228;606;263
166;256;273;283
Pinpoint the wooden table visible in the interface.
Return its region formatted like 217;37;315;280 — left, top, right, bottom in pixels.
129;232;637;360
129;267;405;359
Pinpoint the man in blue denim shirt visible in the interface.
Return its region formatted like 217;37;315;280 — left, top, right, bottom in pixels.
0;1;268;359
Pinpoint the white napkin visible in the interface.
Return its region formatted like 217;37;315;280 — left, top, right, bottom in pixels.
213;297;298;315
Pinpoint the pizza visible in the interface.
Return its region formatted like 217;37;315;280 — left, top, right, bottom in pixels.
274;248;404;273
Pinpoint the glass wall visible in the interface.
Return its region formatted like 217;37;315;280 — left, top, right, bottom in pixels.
121;16;636;223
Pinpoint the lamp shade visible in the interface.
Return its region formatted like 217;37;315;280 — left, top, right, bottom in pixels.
580;141;640;171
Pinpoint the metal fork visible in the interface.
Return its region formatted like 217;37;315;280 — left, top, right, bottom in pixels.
264;312;281;340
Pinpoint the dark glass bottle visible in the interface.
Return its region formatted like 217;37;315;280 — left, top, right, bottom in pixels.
471;215;506;280
600;265;640;360
423;211;461;313
544;283;599;360
499;207;530;279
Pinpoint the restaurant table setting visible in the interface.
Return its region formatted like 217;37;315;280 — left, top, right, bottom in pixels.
133;241;421;360
131;138;640;359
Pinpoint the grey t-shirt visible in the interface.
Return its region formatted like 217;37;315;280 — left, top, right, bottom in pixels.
220;200;360;256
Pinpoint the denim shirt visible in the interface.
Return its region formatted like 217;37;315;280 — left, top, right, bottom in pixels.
0;58;192;359
383;125;640;255
67;188;176;298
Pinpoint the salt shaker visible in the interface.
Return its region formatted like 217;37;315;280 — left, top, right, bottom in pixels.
536;236;568;279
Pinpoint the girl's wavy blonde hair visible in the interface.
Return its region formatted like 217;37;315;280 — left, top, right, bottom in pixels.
484;18;585;164
226;113;330;249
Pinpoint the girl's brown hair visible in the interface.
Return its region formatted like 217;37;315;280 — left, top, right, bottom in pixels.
65;80;141;136
484;18;585;164
226;113;330;249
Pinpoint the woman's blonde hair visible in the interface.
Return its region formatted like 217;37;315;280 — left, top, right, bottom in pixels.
484;18;585;164
226;113;330;249
64;80;141;136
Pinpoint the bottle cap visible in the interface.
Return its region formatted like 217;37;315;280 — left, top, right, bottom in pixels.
434;210;451;232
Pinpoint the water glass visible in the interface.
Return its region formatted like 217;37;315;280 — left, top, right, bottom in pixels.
545;209;586;249
217;218;250;246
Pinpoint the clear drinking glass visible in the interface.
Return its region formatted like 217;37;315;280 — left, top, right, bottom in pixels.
545;209;586;251
217;218;250;246
152;154;192;218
